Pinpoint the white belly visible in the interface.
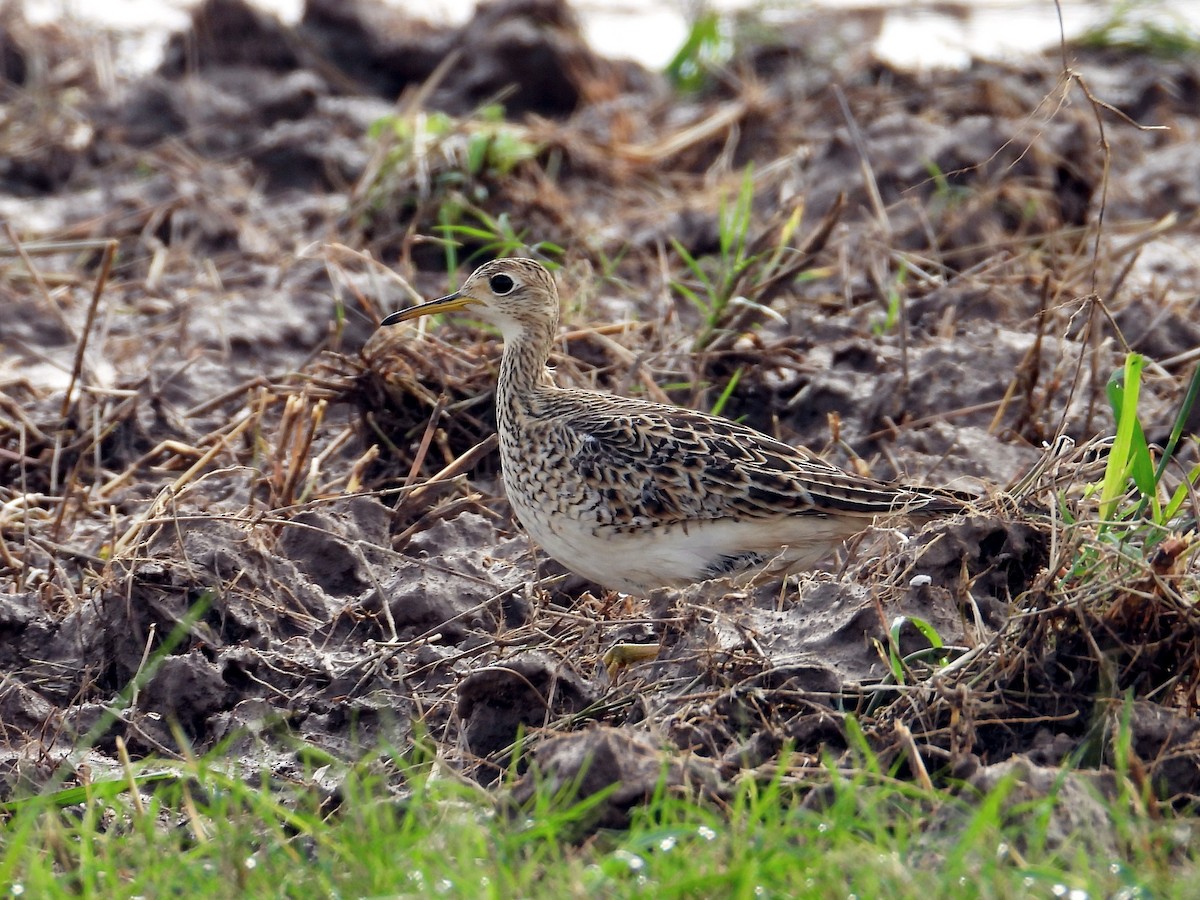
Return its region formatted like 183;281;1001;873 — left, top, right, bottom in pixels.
508;490;842;594
520;512;706;594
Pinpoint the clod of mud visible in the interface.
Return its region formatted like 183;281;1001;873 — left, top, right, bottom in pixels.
139;651;235;744
0;19;27;87
458;651;600;768
363;512;527;643
1125;701;1200;805
161;0;636;119
159;0;303;76
508;725;727;833
916;756;1128;864
892;514;1051;626
279;495;393;597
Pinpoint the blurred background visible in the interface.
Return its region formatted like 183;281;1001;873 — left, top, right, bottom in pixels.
25;0;1200;72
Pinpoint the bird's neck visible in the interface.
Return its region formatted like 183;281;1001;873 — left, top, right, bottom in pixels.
497;318;556;408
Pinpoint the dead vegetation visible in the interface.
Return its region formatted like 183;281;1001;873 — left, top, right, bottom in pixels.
0;0;1199;838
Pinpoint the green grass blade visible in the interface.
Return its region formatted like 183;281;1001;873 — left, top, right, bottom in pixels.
709;367;743;418
437;224;500;241
888;615;945;681
0;773;178;814
669;237;713;293
439;205;459;279
720;166;755;261
664;12;726;92
1153;361;1200;486
1112;355;1157;498
1100;353;1150;522
1163;463;1200;522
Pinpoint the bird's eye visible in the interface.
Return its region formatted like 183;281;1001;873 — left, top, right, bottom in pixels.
489;274;515;295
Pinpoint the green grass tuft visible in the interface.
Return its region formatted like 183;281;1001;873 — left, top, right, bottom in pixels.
1077;0;1200;58
2;735;1194;898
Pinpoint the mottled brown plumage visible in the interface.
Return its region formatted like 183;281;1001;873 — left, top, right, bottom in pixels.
381;258;960;594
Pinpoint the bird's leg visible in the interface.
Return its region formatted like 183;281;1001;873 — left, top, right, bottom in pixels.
603;642;661;678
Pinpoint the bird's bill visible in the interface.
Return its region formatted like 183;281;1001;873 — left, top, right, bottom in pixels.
380;291;480;326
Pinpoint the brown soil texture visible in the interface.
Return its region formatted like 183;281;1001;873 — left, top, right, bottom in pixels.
2;0;1200;834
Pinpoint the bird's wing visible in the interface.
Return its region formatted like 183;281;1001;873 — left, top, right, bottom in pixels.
532;389;949;529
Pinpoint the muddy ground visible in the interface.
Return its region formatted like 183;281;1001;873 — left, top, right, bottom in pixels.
1;0;1199;839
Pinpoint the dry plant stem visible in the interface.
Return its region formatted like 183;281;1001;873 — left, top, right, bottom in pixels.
755;192;846;303
286;397;320;506
558;321;652;343
15;429;33;590
1105;246;1142;307
322;241;424;313
278;395;326;507
392;493;487;547
126;628;156;720
114;736;146;817
1058;294;1101;441
989;274;1051;437
579;330;672;404
404;393;447;489
310;423;357;476
274;392;302;499
97;440;210;499
60;239;117;421
0;528;22;572
861;399;1004;443
48;448;73;546
183;377;271;419
111;414;257;557
392;433;498;522
618;99;749;166
3;222;65;326
344;444;380;494
1053;0;1167;294
0;237;119;258
895;721;934;792
833;85;889;234
180;782;209;844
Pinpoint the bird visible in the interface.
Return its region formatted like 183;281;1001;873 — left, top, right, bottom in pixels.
379;258;965;602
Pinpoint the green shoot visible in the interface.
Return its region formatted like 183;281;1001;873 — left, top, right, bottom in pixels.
1056;351;1200;591
923;159;972;210
1097;352;1200;534
664;12;732;93
669;166;825;352
709;366;743;418
669;167;757;351
872;260;908;336
886;615;946;683
1100;352;1154;524
358;103;542;239
436;206;564;268
1077;0;1200;58
1151;360;1200;489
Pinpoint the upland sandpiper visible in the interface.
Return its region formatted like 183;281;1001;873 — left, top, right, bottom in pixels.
380;258;963;599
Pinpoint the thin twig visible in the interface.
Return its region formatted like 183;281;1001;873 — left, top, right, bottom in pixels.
60;239;118;421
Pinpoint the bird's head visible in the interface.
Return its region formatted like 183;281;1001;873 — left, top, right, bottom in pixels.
380;258;560;341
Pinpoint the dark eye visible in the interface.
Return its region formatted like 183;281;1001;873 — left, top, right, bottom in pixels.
489;274;515;294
